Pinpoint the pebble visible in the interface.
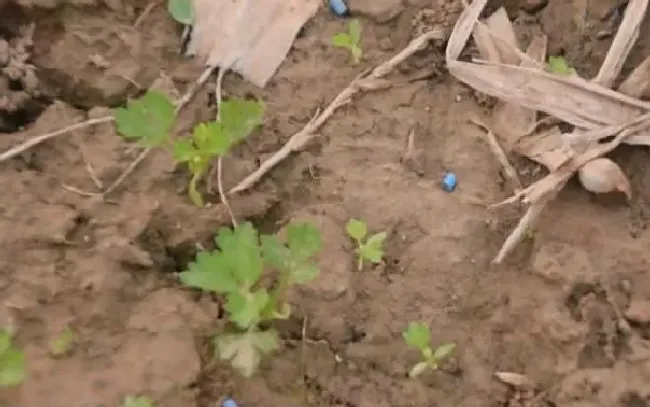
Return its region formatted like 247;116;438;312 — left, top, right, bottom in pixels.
441;172;457;192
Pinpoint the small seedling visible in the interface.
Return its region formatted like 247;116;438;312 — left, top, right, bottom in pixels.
123;395;154;407
402;321;455;378
49;325;74;357
546;55;576;76
332;19;363;64
168;0;193;25
113;90;265;207
179;221;322;377
0;328;26;387
345;218;386;271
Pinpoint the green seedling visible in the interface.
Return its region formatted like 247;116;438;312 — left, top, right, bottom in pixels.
167;0;193;25
546;55;576;76
332;19;363;64
179;221;322;377
123;395;154;407
345;218;386;271
0;328;26;387
113;90;264;207
49;325;74;357
402;321;455;378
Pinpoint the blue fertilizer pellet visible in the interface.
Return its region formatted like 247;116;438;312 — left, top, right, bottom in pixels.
329;0;348;16
222;399;238;407
441;172;457;192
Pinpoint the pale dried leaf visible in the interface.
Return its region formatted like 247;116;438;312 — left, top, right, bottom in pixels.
188;0;320;88
618;55;650;98
446;0;650;134
494;371;535;389
484;7;519;65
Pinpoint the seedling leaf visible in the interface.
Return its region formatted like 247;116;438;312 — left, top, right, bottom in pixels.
0;330;10;354
218;99;265;144
260;234;290;270
49;325;74;357
112;90;175;147
403;321;431;350
547;56;575;76
215;223;263;289
286;222;322;260
332;33;351;48
167;0;193;25
123;395;154;407
409;361;429;378
225;289;271;329
346;218;367;240
215;330;280;377
179;250;238;293
348;19;361;45
362;232;386;263
0;347;25;387
433;342;456;360
351;47;362;64
172;139;198;163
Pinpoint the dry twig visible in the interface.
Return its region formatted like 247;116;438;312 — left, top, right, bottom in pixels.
228;27;448;194
0;116;114;163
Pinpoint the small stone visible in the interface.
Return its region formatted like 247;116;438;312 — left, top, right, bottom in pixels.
349;0;404;23
625;299;650;324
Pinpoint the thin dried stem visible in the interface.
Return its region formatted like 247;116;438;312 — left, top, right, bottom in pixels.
229;27;448;194
213;68;238;226
0;116;114;163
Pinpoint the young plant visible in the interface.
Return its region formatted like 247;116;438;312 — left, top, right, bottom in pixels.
546;55;576;76
179;221;322;377
0;328;26;387
123;395;154;407
332;19;363;64
167;0;193;25
402;321;455;378
49;325;74;357
345;218;386;271
113;90;265;207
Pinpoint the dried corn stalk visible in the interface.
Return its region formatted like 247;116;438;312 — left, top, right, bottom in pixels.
445;0;650;263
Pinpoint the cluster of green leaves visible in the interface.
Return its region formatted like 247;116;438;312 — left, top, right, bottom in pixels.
546;55;576;76
124;395;155;407
402;321;455;378
0;328;26;387
180;221;322;377
345;218;386;271
332;19;363;64
167;0;193;25
113;90;264;207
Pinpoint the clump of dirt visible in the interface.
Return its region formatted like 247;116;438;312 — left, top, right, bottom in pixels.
0;23;46;132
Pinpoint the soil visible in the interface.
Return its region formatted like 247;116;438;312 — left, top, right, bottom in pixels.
1;0;650;406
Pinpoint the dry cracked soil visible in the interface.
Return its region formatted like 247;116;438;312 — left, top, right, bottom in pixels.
1;0;650;406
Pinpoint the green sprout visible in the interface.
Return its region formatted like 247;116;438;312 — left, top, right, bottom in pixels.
123;395;154;407
49;325;74;357
113;90;264;207
345;218;386;271
546;55;576;76
0;328;26;387
402;321;455;378
179;221;322;377
332;19;363;64
167;0;193;25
